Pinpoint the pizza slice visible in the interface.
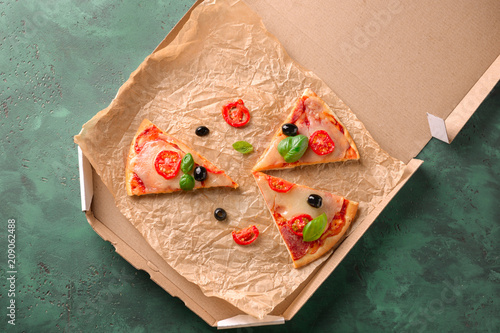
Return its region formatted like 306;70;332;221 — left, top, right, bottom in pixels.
252;88;360;172
126;119;238;196
253;171;358;268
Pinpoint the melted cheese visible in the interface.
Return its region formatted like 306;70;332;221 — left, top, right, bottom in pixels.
201;170;233;188
255;173;343;222
254;95;350;170
132;140;183;192
254;136;282;170
132;140;233;192
297;98;350;162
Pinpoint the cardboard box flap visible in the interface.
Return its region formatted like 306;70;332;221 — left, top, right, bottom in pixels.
217;315;285;329
444;54;500;142
78;147;93;211
244;0;500;163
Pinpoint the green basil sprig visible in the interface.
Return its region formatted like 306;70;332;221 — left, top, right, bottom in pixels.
181;153;194;173
179;174;195;191
277;134;308;163
302;213;328;242
232;141;253;154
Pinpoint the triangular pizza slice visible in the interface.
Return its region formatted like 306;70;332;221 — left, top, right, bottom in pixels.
126;119;237;196
253;88;360;172
253;171;358;268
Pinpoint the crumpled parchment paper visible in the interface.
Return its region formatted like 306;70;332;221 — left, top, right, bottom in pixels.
74;0;406;319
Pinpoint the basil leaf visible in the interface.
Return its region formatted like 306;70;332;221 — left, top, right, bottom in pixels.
232;141;253;154
179;174;195;191
277;134;308;163
302;213;328;242
181;153;194;173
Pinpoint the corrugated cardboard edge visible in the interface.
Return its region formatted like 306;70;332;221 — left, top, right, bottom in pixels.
431;54;500;143
217;315;285;329
427;113;450;143
78;147;93;211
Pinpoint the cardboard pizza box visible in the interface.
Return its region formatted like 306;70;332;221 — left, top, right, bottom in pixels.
77;0;500;328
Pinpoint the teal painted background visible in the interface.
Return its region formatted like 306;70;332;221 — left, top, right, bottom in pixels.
0;0;499;332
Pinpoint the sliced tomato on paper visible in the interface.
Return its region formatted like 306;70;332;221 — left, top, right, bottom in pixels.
222;99;250;128
232;225;259;245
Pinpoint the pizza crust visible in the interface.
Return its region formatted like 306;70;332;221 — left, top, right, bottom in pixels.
125;119;153;196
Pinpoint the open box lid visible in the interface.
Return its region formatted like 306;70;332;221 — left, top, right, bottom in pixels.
155;0;500;163
243;0;500;162
78;0;500;328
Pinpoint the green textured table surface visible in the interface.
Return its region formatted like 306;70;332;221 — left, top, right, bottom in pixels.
1;1;499;332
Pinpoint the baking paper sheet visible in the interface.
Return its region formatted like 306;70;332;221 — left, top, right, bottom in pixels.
74;0;405;318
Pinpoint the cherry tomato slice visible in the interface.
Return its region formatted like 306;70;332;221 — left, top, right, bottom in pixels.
135;125;162;153
154;150;181;180
309;130;335;155
232;225;259;245
288;214;313;237
222;99;250;128
267;175;294;193
130;173;146;194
